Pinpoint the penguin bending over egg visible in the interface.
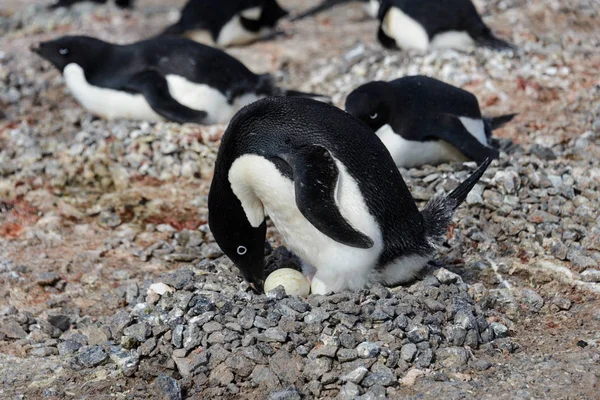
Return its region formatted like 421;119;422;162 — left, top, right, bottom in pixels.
290;0;381;21
208;97;491;294
162;0;288;47
377;0;514;51
32;35;327;124
345;75;516;168
49;0;132;9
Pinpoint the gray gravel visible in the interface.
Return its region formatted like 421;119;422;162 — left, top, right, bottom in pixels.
1;0;599;398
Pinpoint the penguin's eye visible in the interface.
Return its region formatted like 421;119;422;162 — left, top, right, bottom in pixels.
59;48;69;56
369;112;378;120
237;246;248;256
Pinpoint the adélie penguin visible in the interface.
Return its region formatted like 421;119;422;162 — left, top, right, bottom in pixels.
208;97;491;294
32;35;327;124
162;0;288;47
377;0;515;51
345;75;516;168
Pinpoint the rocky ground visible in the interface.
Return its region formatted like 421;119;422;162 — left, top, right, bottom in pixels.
1;0;599;399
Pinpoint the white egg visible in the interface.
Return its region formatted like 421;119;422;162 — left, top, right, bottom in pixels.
264;268;310;297
310;275;329;295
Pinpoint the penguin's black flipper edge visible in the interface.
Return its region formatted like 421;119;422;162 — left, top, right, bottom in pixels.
377;24;397;49
281;145;374;249
125;70;208;124
424;115;500;165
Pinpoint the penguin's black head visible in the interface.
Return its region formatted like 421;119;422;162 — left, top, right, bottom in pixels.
261;0;289;27
345;81;392;132
208;174;267;293
31;36;111;72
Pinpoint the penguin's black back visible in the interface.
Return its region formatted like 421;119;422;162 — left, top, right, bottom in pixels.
390;75;482;119
218;97;430;265
87;36;260;95
170;0;267;37
382;0;487;39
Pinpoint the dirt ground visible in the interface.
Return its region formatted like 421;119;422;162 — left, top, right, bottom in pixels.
1;0;599;399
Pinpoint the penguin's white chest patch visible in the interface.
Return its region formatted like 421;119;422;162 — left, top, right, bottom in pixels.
375;121;486;168
228;154;384;292
63;63;163;121
217;8;269;47
382;7;429;51
62;64;258;124
382;7;474;51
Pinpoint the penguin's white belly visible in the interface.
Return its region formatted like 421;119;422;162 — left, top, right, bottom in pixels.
217;8;267;47
63;63;257;124
228;154;384;292
382;7;474;51
185;29;215;46
376;120;486;168
64;63;163;121
166;75;259;124
430;31;475;50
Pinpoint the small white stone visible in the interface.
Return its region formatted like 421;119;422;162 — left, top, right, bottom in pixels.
264;268;310;297
147;283;174;296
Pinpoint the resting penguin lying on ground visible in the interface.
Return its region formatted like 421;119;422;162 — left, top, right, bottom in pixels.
345;75;516;168
32;35;327;124
49;0;132;9
377;0;514;51
290;0;382;21
162;0;288;47
208;97;491;294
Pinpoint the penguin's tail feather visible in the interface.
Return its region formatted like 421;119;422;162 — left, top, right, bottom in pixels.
421;158;492;243
483;113;517;138
476;31;516;51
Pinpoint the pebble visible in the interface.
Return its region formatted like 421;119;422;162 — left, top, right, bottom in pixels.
77;346;108;367
0;320;27;339
342;366;368;384
580;269;600;283
400;343;418;362
490;323;509;338
356;342;380;358
519;289;545;313
155;375;182;400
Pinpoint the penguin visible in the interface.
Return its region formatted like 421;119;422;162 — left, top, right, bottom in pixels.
290;0;381;21
31;35;327;124
345;76;516;168
49;0;132;9
162;0;288;47
377;0;514;51
208;97;491;294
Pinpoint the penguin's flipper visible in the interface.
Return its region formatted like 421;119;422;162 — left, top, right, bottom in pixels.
281;145;374;249
425;115;500;165
125;70;208;124
377;24;397;49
